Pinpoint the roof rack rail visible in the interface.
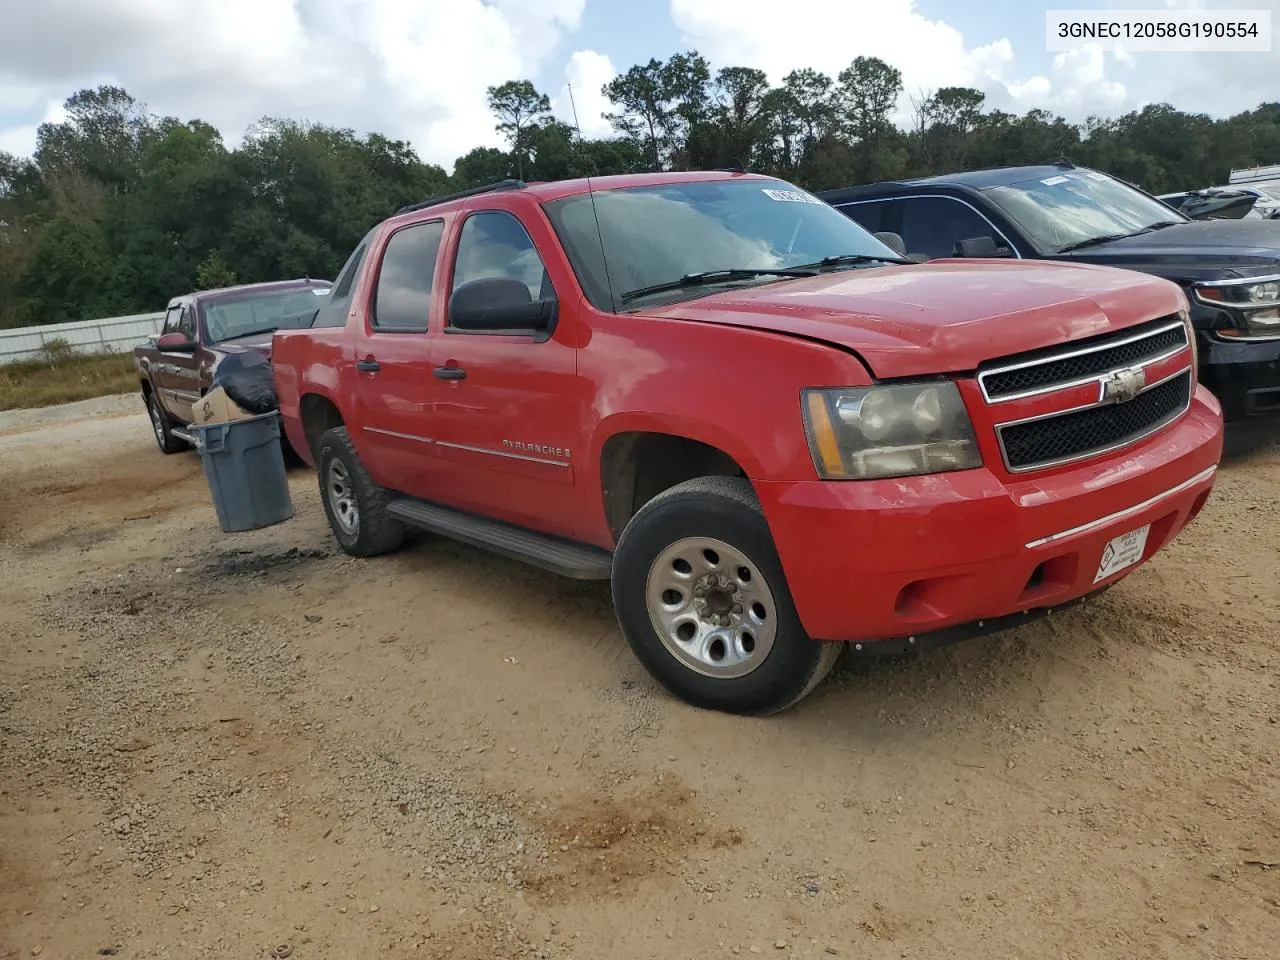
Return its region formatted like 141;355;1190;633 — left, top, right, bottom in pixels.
395;179;527;216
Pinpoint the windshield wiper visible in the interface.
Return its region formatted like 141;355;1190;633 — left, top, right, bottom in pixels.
620;267;817;303
1143;220;1182;230
798;252;915;269
1055;233;1134;253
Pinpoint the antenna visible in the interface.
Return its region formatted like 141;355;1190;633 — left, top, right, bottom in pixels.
567;82;583;140
567;81;619;312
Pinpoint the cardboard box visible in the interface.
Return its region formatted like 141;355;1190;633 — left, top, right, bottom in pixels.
191;386;256;426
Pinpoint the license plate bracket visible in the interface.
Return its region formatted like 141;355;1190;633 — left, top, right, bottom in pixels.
1094;524;1151;584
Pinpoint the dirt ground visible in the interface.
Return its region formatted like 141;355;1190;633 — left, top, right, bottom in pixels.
1;400;1277;960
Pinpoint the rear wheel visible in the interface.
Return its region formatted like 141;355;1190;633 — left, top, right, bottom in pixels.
611;476;843;715
145;391;187;454
316;426;405;557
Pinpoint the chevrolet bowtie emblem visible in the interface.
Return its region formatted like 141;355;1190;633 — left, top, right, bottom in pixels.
1100;366;1146;404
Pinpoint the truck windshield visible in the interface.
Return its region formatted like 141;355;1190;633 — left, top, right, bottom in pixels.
983;170;1189;255
202;286;333;342
542;178;905;310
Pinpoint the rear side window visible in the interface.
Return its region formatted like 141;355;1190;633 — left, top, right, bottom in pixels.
312;239;368;329
372;220;445;332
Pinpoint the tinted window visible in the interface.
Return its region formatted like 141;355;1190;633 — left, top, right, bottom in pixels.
176;306;196;340
837;200;889;234
451;211;551;302
313;239;369;328
543;178;903;310
372;220;445;332
898;197;1001;260
161;306;183;335
333;245;367;300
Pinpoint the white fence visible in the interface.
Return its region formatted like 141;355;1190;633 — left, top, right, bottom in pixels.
0;312;166;365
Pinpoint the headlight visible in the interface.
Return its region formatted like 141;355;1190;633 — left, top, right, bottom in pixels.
1194;277;1280;339
802;382;983;480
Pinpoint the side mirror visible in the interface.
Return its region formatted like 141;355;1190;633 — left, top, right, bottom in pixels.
448;277;556;333
953;236;1012;258
156;332;197;352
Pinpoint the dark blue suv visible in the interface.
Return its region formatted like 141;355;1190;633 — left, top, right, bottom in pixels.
818;164;1280;447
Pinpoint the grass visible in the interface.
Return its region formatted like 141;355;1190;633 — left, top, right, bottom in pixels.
0;350;139;412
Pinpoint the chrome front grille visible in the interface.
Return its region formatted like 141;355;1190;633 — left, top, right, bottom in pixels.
998;370;1192;471
979;315;1195;473
979;316;1189;403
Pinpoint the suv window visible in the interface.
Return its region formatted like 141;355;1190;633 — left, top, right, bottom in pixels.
313;236;370;329
450;211;552;305
898;196;1002;260
372;220;445;332
837;200;889;234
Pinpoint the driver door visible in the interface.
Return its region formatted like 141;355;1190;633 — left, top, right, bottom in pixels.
154;303;201;423
426;208;587;540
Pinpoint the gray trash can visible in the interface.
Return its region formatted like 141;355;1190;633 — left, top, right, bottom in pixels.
190;411;295;533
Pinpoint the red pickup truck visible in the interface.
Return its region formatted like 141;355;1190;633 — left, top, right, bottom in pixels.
271;171;1223;716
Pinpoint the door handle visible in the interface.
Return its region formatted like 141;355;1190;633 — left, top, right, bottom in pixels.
433;365;466;381
356;358;381;373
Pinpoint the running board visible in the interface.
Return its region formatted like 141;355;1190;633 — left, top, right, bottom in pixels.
172;427;195;444
385;497;614;580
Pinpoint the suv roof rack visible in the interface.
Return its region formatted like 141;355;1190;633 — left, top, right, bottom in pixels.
395;179;527;216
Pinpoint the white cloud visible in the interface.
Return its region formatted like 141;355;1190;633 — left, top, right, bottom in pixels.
0;96;68;158
0;0;587;170
669;0;1138;123
550;50;617;138
669;0;1279;125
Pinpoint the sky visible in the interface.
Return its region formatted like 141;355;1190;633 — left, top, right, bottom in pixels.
0;0;1276;172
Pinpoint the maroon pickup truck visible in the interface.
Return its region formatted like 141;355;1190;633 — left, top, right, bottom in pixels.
134;278;332;453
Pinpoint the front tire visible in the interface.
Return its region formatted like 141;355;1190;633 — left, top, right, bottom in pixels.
316;426;405;557
145;391;187;454
611;476;843;715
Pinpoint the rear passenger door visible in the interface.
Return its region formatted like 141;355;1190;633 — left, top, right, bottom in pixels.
349;218;448;497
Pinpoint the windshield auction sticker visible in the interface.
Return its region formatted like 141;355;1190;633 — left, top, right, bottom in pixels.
1046;9;1271;52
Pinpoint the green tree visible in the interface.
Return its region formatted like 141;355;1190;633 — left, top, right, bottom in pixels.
837;56;905;182
485;80;551;179
195;251;237;289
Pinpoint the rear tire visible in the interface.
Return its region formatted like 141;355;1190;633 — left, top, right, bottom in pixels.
611;475;843;715
316;426;405;557
145;390;188;454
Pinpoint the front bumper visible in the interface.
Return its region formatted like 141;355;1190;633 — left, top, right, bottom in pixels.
1198;332;1280;422
755;385;1224;644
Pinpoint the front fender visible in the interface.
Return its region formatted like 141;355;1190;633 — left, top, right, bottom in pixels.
577;315;872;544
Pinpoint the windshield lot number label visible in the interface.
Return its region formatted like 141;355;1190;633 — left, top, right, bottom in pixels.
762;188;822;204
1094;524;1150;583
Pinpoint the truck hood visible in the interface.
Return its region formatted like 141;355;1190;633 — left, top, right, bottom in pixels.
1058;218;1280;283
216;331;275;358
641;260;1187;379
